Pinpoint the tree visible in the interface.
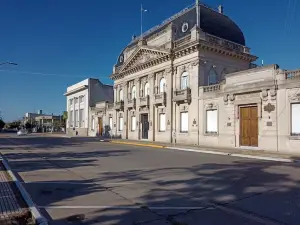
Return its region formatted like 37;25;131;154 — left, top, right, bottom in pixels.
62;111;68;128
0;119;5;129
62;111;68;121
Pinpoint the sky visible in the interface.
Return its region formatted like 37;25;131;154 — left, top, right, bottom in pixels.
0;0;299;121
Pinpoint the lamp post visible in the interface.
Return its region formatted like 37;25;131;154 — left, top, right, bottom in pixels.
0;62;18;122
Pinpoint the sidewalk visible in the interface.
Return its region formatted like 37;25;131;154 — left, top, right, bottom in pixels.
0;159;31;224
110;139;300;163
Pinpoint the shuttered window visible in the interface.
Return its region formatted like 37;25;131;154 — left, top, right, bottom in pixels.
180;112;188;132
131;116;136;131
292;103;300;135
159;114;166;131
119;117;124;131
206;109;218;133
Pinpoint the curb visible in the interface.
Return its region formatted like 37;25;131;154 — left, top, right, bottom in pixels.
1;156;48;225
108;141;300;164
166;147;297;163
110;141;165;148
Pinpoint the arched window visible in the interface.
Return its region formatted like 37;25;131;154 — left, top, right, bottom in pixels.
181;72;189;89
131;86;136;99
159;78;166;93
144;82;150;96
119;89;123;101
208;69;218;85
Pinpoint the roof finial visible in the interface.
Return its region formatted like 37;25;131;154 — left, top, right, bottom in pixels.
196;0;200;28
218;5;224;14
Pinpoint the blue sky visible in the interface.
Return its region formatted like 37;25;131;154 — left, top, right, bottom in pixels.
0;0;299;121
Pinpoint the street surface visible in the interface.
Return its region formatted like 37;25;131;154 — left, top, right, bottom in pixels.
0;134;300;225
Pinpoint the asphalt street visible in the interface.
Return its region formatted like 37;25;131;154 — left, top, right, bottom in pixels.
0;134;300;225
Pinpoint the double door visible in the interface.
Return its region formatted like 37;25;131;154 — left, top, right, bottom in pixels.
240;106;258;147
140;114;149;139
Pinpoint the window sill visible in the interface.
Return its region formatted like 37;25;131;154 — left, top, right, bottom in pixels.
289;135;300;140
179;131;188;134
159;130;166;132
204;132;219;137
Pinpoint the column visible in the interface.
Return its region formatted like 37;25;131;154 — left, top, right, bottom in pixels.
165;67;173;143
135;78;140;140
148;73;155;141
123;82;128;139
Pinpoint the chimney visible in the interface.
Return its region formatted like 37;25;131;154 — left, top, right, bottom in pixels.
218;5;224;14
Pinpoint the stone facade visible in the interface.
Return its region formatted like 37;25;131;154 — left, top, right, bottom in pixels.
98;3;300;153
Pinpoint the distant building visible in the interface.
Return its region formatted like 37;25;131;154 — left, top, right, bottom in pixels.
64;78;113;136
23;110;47;124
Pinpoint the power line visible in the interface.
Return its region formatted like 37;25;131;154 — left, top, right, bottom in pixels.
0;69;111;79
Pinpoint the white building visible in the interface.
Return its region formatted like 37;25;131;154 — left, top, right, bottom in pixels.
64;78;113;136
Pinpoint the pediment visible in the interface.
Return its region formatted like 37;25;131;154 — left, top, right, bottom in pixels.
120;46;169;73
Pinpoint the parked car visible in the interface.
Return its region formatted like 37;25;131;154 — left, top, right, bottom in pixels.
17;129;28;136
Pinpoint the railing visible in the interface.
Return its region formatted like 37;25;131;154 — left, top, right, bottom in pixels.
107;103;114;109
114;101;124;110
205;34;250;54
203;84;221;93
174;35;191;48
173;87;191;104
285;70;300;79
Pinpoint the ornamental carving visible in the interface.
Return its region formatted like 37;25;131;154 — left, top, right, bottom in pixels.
264;103;275;113
261;90;268;101
180;105;189;111
270;89;277;100
166;67;172;74
191;60;199;67
235;92;260;101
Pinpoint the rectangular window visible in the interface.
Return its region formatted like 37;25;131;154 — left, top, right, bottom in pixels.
79;96;84;103
69;99;73;106
79;109;84;128
180;112;188;132
131;116;136;131
159;113;166;131
69;110;73;127
109;117;113;131
119;117;124;131
74;98;78;104
75;110;79;127
291;103;300;136
206;109;218;133
91;116;95;130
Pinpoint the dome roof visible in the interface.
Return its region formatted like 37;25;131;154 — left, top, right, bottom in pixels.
116;5;245;67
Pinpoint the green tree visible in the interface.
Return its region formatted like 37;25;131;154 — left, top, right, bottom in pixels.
62;111;68;121
0;119;5;129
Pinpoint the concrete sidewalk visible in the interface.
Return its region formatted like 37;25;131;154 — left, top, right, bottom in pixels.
110;140;300;163
0;159;31;224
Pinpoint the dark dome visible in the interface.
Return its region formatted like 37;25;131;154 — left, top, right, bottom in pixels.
116;5;245;67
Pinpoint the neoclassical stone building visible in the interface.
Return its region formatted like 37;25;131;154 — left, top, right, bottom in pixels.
91;2;300;153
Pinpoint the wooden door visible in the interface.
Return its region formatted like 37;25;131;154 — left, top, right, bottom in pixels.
98;118;103;136
240;106;258;147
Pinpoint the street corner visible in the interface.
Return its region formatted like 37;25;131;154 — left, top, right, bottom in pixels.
109;140;165;149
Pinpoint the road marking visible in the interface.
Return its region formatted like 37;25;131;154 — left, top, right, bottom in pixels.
38;205;205;210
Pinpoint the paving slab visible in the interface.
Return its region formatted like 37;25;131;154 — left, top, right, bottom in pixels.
0;161;30;224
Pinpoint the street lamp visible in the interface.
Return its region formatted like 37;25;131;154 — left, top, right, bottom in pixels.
0;62;18;66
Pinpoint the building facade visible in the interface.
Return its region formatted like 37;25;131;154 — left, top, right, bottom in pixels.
106;3;300;153
64;78;113;136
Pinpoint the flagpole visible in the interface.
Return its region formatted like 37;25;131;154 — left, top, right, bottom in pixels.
141;4;143;39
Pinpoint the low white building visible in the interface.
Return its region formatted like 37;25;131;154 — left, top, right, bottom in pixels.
64;78;113;136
